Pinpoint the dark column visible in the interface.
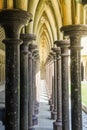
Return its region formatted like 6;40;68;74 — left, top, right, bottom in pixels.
49;75;55;111
32;49;39;125
29;44;38;126
48;54;54;112
20;34;35;130
0;9;30;130
33;53;39;115
52;47;62;130
48;55;53;106
61;25;87;130
45;55;52;105
28;51;33;130
28;36;36;130
55;40;70;130
32;50;39;105
51;49;57;120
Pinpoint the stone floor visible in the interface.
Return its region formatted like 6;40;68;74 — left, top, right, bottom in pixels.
35;80;54;130
35;80;87;130
0;82;86;130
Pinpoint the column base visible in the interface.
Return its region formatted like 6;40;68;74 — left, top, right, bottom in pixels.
48;99;52;105
0;107;5;125
50;104;54;111
32;115;38;126
28;126;35;130
35;102;39;107
53;121;62;130
34;107;39;115
51;111;57;120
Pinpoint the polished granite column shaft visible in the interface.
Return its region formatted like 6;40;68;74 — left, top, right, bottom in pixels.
51;49;57;120
48;54;54;112
28;35;36;130
33;54;39;115
55;40;70;130
32;53;36;116
20;34;35;130
61;25;87;130
29;44;38;125
52;48;62;130
32;52;39;116
51;75;54;111
0;9;30;130
28;51;33;130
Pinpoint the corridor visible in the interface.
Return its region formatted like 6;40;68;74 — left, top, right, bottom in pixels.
35;80;87;130
35;80;54;130
0;1;87;130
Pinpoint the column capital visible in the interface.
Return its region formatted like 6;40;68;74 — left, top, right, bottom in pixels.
33;49;38;55
33;49;39;60
20;34;36;54
20;34;36;42
29;44;37;52
46;54;53;65
0;9;32;38
54;40;70;56
61;24;87;38
51;47;61;57
54;40;70;48
52;47;61;53
49;51;54;56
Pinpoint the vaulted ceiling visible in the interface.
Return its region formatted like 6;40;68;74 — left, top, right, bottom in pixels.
0;0;87;64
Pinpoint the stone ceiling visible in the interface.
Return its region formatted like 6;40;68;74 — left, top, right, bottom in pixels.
0;0;87;64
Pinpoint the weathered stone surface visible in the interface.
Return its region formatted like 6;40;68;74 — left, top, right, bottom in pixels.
61;25;87;130
0;9;30;130
55;40;70;130
52;47;62;130
20;34;35;130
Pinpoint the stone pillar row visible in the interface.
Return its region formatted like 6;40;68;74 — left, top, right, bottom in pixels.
54;40;70;130
48;25;87;130
45;54;54;105
0;9;39;130
61;25;87;130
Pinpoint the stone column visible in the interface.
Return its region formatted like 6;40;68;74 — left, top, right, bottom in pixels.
55;40;70;130
48;53;54;111
20;34;35;130
29;44;38;126
51;48;57;120
32;50;39;115
51;75;54;111
35;57;40;108
34;56;40;115
0;9;30;130
48;56;53;106
28;36;36;130
52;47;62;130
33;51;39;103
61;25;87;130
45;56;52;102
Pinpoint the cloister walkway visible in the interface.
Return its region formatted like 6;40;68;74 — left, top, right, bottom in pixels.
35;80;54;130
35;80;87;130
0;82;87;130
